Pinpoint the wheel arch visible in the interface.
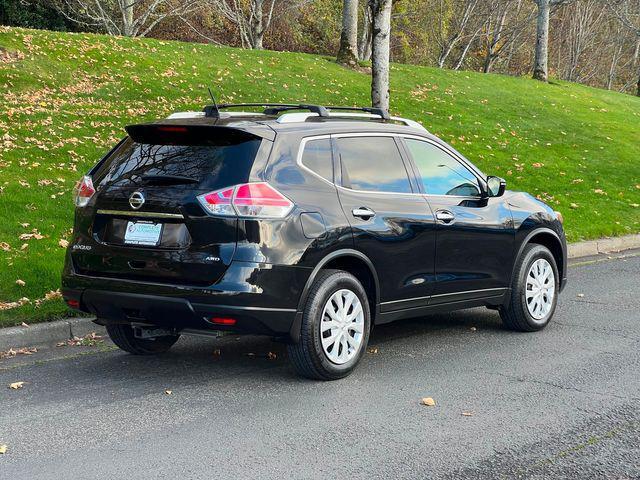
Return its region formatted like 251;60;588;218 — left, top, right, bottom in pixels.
513;227;566;290
288;249;380;343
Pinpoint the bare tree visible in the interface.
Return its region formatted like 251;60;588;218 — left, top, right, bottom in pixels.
482;1;510;72
208;0;313;49
370;0;393;110
560;0;605;82
210;0;277;49
609;0;640;95
436;0;481;68
53;0;203;37
337;0;359;65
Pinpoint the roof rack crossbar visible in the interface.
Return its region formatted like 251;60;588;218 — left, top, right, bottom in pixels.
203;103;330;118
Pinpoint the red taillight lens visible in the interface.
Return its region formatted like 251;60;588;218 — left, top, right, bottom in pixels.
74;175;95;207
198;186;235;216
197;182;293;219
209;317;236;326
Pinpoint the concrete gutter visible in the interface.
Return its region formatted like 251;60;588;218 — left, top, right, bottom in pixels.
1;234;640;352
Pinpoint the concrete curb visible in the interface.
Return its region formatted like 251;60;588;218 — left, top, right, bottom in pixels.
567;233;640;259
0;318;104;352
1;234;639;351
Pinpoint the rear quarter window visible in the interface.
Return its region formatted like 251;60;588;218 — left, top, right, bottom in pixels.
300;138;333;182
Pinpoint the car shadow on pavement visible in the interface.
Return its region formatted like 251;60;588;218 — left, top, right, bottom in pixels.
50;307;508;387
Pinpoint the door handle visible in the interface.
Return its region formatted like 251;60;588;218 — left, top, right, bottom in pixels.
352;207;376;219
435;210;455;223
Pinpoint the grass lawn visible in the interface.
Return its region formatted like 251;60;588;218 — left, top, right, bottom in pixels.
0;26;639;327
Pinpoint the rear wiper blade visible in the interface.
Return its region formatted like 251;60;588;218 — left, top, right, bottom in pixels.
140;174;198;185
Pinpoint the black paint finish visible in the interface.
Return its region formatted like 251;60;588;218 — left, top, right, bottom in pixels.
62;114;567;340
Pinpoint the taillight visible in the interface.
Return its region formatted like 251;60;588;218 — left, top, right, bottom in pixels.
197;182;293;219
74;175;95;207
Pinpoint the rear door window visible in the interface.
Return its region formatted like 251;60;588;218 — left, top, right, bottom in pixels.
93;136;262;191
336;136;412;194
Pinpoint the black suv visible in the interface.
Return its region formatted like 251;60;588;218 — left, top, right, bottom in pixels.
62;103;567;380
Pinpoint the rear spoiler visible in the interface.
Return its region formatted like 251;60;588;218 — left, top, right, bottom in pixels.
125;123;274;144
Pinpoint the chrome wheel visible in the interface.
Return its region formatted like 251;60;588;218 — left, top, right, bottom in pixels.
525;258;556;321
319;289;365;365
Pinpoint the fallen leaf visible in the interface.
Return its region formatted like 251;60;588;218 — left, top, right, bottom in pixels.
462;411;474;417
58;239;69;248
367;346;379;354
267;351;277;360
577;293;585;298
212;348;221;357
0;346;37;359
0;242;10;252
164;389;172;395
15;279;25;287
421;397;436;407
0;444;7;454
20;322;29;328
9;381;25;389
62;332;103;347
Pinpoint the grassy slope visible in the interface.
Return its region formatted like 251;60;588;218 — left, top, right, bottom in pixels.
0;26;639;327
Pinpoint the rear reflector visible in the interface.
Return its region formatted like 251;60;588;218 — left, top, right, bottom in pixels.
208;317;237;326
197;182;293;219
74;175;95;207
66;299;80;309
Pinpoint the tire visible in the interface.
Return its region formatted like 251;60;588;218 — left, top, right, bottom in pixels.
287;269;371;380
500;244;559;332
106;323;180;355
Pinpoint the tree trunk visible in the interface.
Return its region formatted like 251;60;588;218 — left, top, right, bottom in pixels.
533;0;550;82
637;70;640;97
337;0;359;66
358;5;373;61
370;0;392;111
122;0;134;36
249;0;265;49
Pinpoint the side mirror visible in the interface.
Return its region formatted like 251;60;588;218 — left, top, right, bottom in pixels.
486;176;506;198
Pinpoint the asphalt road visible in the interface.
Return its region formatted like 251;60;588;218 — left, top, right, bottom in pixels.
1;253;639;479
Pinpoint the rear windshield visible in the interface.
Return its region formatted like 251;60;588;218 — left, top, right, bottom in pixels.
92;137;262;190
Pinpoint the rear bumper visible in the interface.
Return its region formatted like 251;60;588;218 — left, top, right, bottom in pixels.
62;259;311;336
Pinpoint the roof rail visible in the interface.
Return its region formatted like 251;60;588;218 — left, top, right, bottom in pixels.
276;111;428;132
194;102;426;131
203;103;330;118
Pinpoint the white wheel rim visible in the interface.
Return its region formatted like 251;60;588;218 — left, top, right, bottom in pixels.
319;289;365;365
525;258;556;321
